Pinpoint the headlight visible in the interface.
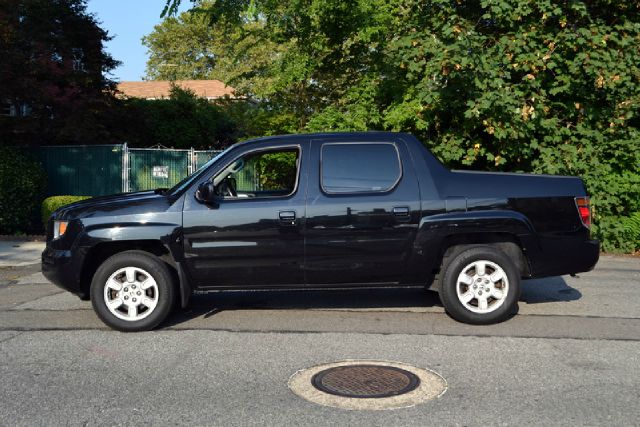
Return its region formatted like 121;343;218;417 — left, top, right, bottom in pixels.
53;220;68;239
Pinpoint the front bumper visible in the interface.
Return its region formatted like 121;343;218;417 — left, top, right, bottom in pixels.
41;245;87;299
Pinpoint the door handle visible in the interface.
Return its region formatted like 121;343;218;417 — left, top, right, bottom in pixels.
278;210;297;226
393;206;410;217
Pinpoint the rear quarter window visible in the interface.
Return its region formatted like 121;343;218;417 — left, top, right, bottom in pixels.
321;142;402;194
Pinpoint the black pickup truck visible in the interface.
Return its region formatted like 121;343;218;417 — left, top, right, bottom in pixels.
42;132;599;331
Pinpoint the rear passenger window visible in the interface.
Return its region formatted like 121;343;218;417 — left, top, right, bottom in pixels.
321;143;401;194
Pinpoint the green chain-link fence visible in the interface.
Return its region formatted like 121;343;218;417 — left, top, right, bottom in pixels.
38;144;221;196
38;145;123;196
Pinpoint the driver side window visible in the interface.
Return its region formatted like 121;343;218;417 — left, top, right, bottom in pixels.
214;147;300;199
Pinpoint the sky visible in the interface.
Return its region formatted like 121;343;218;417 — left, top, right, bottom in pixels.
86;0;190;82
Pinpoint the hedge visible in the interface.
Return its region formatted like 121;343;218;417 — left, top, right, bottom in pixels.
0;147;47;234
41;196;91;227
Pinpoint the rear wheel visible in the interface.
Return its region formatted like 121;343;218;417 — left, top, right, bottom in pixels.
90;251;175;332
439;246;520;324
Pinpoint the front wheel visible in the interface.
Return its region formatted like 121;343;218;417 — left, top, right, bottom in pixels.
439;246;520;324
90;251;175;332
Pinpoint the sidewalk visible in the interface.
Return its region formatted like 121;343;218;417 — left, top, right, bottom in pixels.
0;241;45;267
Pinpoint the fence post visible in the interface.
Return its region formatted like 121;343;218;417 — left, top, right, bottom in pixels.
189;147;195;175
122;142;129;193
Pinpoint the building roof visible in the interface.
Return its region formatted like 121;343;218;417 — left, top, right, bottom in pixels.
116;80;235;100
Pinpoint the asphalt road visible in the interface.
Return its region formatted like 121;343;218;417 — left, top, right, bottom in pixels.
0;255;639;426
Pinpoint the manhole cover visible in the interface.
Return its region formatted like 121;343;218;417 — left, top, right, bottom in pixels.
311;365;420;398
288;360;447;410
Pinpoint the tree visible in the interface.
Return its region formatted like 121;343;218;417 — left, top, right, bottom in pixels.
145;3;288;98
0;0;120;145
120;85;236;149
143;8;219;81
158;0;640;251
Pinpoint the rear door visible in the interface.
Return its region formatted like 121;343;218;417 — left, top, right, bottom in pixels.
304;136;421;285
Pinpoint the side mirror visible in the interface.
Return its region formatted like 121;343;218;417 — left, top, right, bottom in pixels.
195;181;217;205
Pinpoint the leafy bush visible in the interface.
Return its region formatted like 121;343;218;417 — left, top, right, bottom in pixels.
621;213;640;253
592;212;640;253
623;213;640;238
256;151;298;190
0;147;47;234
41;196;91;227
121;85;236;149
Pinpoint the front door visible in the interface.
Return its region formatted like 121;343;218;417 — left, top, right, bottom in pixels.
182;141;308;288
304;137;421;285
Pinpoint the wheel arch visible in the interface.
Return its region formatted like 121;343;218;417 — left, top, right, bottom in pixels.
79;240;185;305
416;210;535;288
438;233;530;277
427;232;531;292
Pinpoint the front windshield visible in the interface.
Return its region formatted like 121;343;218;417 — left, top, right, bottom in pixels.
167;146;233;196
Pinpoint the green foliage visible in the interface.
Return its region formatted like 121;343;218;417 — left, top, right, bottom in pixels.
606;212;640;253
144;7;219;80
256;151;298;190
0;147;47;234
623;213;640;238
146;3;305;132
121;85;236;149
145;3;288;98
41;196;91;227
157;0;640;251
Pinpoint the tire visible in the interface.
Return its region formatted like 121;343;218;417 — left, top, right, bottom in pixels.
90;250;176;332
438;246;520;324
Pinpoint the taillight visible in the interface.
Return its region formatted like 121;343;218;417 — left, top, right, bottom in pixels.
575;197;591;229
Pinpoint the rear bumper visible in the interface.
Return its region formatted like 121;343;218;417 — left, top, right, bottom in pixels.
41;245;87;299
527;238;600;278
